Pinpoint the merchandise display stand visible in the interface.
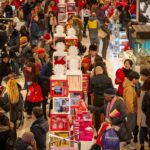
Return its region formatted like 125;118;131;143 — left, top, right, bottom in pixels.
65;28;78;51
50;27;94;149
67;0;76;18
58;0;67;26
54;25;66;47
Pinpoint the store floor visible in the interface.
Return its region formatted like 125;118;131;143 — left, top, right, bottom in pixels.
17;36;149;150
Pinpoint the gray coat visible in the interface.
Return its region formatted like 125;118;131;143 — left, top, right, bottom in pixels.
89;97;132;141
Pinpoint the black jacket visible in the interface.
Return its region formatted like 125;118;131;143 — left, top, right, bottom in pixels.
142;90;150;126
40;62;53;97
0;30;8;50
30;116;49;150
0;62;12;84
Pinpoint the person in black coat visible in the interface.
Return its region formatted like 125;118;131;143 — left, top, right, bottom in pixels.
30;107;49;150
0;24;8;51
142;77;150;148
40;61;53;119
0;53;12;84
90;65;113;134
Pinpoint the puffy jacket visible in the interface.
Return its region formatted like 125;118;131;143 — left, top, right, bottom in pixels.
123;78;137;114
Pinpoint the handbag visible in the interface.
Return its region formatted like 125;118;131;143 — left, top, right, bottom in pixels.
27;82;43;103
102;128;120;150
98;29;107;39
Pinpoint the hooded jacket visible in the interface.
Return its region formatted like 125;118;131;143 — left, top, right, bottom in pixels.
123;78;137;114
31;116;49;150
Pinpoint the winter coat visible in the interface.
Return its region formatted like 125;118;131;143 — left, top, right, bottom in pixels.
115;68;125;96
0;62;12;84
8;29;20;53
84;54;103;71
40;62;53;98
0;30;8;50
142;90;150;126
96;8;106;24
3;4;13;18
4;93;24;123
123;78;137;114
30;20;40;41
88;16;100;38
89;97;131;141
115;68;132;96
31;116;49;150
15;138;33;150
137;91;147;127
0;112;11;150
90;74;113;107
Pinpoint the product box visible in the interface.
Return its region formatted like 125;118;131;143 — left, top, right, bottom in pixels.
65;38;78;51
50;114;69;131
69;91;82;108
50;80;68;97
53;97;70;114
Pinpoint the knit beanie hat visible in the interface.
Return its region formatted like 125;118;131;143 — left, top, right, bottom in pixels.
36;48;46;55
89;44;97;51
104;88;116;97
20;36;28;45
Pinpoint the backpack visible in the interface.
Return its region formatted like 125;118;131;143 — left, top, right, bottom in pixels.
88;20;98;29
102;128;120;150
27;82;43;103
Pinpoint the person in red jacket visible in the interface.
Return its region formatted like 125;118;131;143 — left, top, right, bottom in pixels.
78;0;86;13
115;59;133;96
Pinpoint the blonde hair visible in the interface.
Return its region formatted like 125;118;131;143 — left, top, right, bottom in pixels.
6;79;19;104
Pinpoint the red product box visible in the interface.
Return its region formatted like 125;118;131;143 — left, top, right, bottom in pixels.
50;114;69;131
50;80;68;97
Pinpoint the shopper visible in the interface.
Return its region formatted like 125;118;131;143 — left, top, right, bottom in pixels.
138;69;150;150
82;4;91;37
123;71;140;150
115;59;133;96
96;3;106;25
90;65;113;134
88;12;100;47
30;15;40;45
4;78;24;140
89;88;131;143
0;53;15;84
142;77;150;149
40;61;53;119
84;44;103;71
15;132;37;150
0;109;13;150
101;18;111;59
30;107;49;150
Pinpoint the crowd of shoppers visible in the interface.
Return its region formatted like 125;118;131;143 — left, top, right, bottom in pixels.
0;0;150;150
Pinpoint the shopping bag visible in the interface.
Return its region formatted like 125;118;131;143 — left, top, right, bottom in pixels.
98;29;107;39
102;128;120;150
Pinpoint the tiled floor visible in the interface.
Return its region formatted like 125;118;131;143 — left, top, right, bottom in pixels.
16;34;150;150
